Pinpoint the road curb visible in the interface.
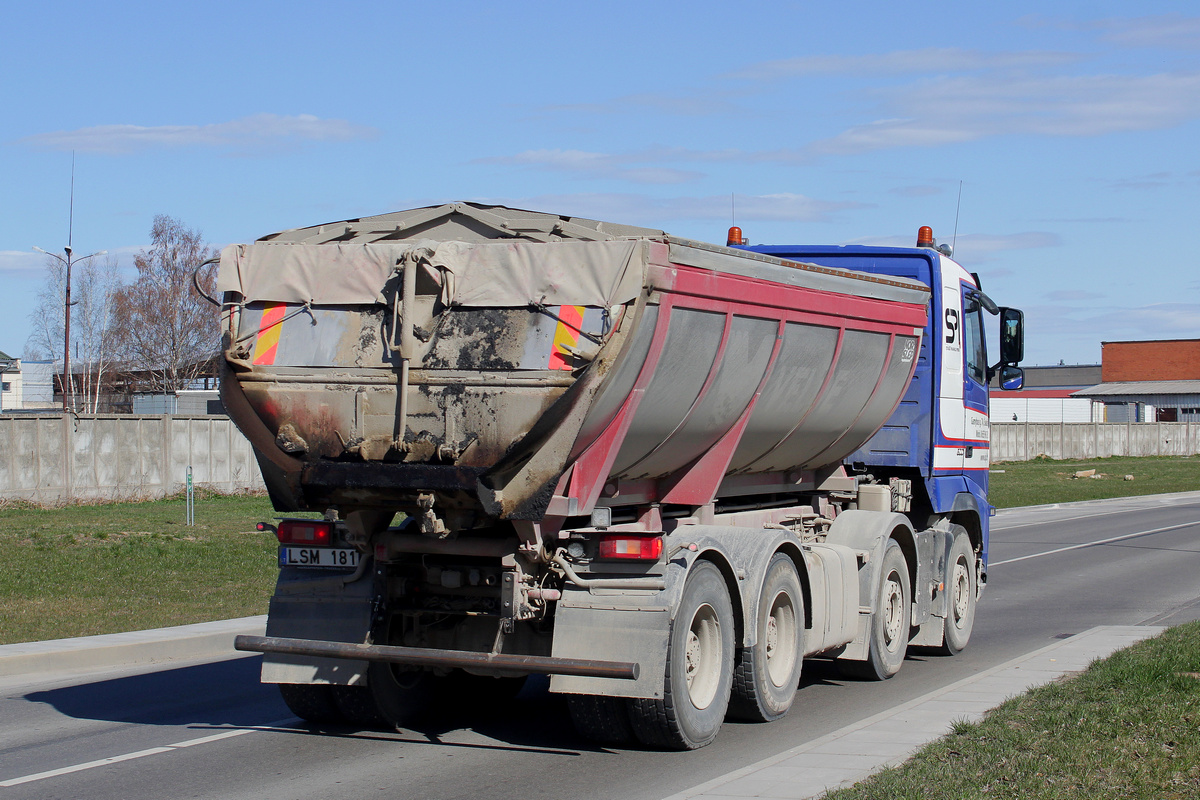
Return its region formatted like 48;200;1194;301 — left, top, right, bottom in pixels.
664;625;1164;800
0;616;267;678
994;489;1200;515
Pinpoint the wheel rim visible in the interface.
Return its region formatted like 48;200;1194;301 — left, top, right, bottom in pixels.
882;571;905;652
685;602;722;709
765;590;798;687
951;557;971;626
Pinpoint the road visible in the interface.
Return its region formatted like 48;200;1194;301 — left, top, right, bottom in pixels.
3;493;1199;800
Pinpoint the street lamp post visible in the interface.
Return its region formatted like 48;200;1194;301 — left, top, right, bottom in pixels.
33;245;106;412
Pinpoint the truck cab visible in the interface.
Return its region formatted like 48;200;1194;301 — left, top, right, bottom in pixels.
739;226;1024;577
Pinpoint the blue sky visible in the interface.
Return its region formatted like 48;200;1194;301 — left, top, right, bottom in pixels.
3;1;1198;366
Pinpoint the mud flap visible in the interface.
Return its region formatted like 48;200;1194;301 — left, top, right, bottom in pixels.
549;586;671;700
260;568;374;686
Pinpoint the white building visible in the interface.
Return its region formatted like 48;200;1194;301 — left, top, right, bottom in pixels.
0;355;58;412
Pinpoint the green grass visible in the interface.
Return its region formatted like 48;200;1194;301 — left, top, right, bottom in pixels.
823;621;1200;799
0;491;285;645
989;455;1200;509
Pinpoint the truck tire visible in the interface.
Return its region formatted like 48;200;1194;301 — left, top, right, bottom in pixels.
332;684;387;728
567;695;637;745
368;661;436;729
729;553;804;722
278;683;341;724
938;529;976;655
629;561;734;750
840;539;910;681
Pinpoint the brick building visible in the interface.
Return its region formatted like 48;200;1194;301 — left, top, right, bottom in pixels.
1075;338;1200;423
1100;339;1200;382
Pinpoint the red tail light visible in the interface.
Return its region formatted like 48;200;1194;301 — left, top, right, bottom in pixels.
598;535;664;560
277;520;332;546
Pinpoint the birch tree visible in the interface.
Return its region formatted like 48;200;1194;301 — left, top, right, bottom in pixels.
24;253;122;412
24;256;67;364
73;255;122;412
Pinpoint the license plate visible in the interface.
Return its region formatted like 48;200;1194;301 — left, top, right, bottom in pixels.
279;546;361;568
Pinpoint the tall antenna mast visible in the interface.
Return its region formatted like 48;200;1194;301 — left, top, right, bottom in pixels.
952;180;962;252
68;151;75;249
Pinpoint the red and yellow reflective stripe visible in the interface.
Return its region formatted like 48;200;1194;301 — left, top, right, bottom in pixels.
548;305;585;370
251;303;287;366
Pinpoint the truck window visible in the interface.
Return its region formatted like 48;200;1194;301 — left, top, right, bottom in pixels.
963;296;986;385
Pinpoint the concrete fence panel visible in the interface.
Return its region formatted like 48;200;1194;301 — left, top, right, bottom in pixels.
0;414;265;504
993;421;1200;462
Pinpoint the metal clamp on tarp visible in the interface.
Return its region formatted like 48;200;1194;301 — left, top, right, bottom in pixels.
234;635;639;681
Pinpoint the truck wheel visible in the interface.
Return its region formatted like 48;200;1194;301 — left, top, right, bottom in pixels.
278;683;341;724
629;561;734;750
729;553;804;722
567;695;637;745
448;672;527;705
938;530;976;655
332;684;387;728
841;539;910;681
368;662;436;730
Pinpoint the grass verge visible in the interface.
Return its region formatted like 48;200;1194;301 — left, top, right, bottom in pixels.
2;455;1196;645
0;491;283;645
823;621;1200;799
989;455;1200;509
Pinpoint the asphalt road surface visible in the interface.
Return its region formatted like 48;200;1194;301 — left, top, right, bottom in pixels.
3;493;1199;800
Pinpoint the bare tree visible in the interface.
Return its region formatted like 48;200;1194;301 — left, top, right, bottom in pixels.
113;215;219;393
25;254;122;412
73;255;122;412
24;256;67;363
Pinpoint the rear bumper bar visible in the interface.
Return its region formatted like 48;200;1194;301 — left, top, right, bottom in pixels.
234;634;639;681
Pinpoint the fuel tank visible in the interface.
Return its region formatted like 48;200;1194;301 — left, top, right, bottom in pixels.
217;203;929;519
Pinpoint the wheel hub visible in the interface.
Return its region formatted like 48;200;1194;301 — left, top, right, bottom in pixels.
952;560;970;622
883;576;904;648
684;603;720;709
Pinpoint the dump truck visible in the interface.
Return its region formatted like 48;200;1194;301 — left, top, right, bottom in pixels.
221;203;1025;749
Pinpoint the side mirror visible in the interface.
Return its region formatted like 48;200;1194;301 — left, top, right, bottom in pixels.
1000;365;1024;391
999;307;1024;364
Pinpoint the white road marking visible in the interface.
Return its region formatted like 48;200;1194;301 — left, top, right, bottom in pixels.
0;718;296;788
993;498;1200;532
990;521;1200;567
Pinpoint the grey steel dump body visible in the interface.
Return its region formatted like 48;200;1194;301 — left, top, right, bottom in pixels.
218;203;929;519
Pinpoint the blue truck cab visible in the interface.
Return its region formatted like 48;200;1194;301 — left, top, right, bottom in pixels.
739;227;1024;580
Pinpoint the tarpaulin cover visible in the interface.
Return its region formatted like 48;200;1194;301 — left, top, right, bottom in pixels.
217;239;646;308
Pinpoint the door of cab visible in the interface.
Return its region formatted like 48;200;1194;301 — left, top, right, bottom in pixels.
936;272;990;475
960;284;990;477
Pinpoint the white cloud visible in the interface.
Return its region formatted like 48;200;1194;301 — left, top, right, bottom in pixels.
726;48;1080;81
843;231;1059;259
809;72;1200;155
18;114;378;154
1098;15;1200;49
0;250;43;276
1045;290;1106;302
1026;14;1200;50
1118;303;1200;334
481;144;825;185
1108;172;1181;191
480;148;709;184
1024;302;1200;350
540;91;746;118
467;192;866;226
889;185;944;198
